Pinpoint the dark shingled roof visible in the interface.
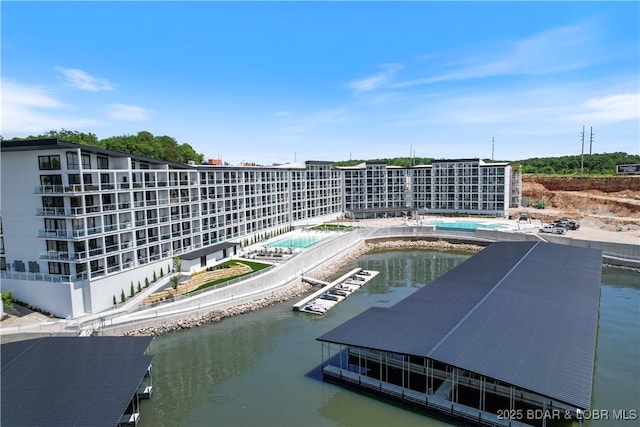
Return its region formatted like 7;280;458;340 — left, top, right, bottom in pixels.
317;241;602;410
1;336;153;427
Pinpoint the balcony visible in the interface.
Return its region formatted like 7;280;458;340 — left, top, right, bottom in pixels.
36;207;73;216
0;270;88;284
88;248;104;257
34;185;65;194
39;250;70;260
105;244;119;253
91;269;106;279
38;229;77;239
87;226;103;235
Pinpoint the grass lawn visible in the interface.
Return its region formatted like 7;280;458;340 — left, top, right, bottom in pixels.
192;260;272;293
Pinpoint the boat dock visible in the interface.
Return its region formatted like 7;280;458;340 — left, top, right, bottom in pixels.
294;268;379;315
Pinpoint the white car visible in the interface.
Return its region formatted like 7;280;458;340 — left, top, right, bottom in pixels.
540;224;566;235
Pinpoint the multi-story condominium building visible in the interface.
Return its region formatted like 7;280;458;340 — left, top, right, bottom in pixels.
341;159;518;219
0;139;520;318
414;158;514;217
340;162;410;218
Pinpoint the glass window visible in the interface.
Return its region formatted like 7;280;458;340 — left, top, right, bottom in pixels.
42;196;64;208
28;261;40;273
81;153;91;169
38;155;61;170
97;156;109;169
14;260;25;272
66;152;79;169
40;175;62;186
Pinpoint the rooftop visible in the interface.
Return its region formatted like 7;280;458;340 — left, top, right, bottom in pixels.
317;241;602;409
1;336;154;427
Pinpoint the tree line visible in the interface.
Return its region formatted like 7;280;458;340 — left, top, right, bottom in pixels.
334;152;640;176
5;129;204;165
4;129;638;174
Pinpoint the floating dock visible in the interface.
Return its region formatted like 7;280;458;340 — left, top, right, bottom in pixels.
294;268;379;315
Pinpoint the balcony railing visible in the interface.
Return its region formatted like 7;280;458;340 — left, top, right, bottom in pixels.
39;250;71;260
1;270;88;284
38;229;83;239
36;207;73;216
87;226;103;235
88;248;104;257
91;269;106;279
34;185;65;194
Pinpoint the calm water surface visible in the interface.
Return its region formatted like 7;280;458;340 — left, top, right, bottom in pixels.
139;251;639;427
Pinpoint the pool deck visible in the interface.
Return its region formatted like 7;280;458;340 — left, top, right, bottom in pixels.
294;268;379;315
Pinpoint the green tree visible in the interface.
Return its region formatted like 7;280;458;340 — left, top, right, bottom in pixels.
173;256;182;274
145;277;150;288
130;283;135;297
113;295;117;305
171;275;179;290
120;289;126;303
1;289;15;310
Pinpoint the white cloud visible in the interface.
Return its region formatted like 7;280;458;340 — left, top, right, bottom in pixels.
106;104;151;121
348;63;404;92
2;79;66;108
566;93;640;123
56;67;115;92
394;23;600;88
0;79;98;136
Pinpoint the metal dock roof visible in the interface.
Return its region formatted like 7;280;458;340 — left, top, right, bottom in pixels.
317;241;602;409
1;336;153;427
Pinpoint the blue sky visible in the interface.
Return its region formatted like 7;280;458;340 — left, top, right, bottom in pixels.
2;1;639;165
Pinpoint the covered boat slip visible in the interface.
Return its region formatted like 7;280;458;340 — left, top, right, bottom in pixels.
1;336;154;427
317;242;602;426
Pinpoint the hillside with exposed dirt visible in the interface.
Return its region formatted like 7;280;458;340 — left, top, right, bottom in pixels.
519;175;640;227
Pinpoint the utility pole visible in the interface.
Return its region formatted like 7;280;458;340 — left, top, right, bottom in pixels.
492;137;495;161
580;126;585;175
589;127;594;175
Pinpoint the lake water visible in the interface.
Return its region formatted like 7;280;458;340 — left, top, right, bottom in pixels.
139;250;639;427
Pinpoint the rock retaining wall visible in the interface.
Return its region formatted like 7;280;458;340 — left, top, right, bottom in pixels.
123;281;312;336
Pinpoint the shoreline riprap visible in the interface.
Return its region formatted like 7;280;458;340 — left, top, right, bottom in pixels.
122;281;312;336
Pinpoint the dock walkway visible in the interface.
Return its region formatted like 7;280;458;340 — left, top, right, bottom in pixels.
294;268;379;315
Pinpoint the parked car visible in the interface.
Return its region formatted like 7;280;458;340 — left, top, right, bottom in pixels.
566;220;580;230
540;224;566;235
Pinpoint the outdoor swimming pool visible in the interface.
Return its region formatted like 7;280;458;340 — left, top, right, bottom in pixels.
426;220;507;232
265;234;329;249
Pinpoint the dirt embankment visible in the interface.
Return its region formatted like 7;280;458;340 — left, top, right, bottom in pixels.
521;175;640;225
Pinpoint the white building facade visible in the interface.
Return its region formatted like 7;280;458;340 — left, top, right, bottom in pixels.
1;140;519;318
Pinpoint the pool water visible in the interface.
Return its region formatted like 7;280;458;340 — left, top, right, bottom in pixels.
427;220;506;232
265;234;328;249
